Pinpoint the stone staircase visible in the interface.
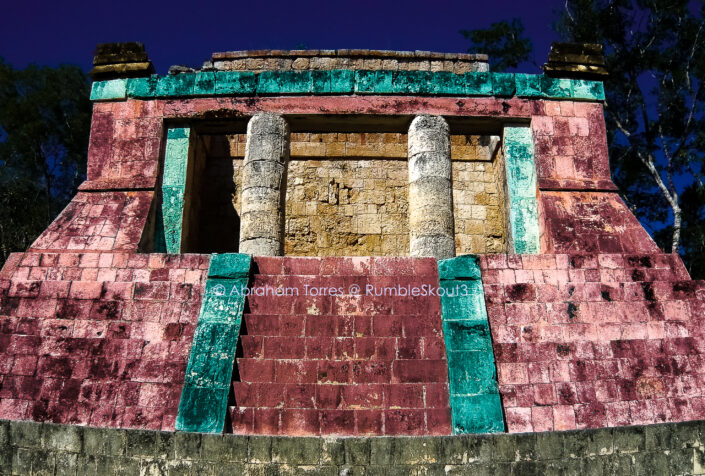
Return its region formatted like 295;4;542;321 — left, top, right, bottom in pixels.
228;256;452;436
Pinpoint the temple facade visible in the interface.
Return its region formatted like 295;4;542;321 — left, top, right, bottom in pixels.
1;42;704;473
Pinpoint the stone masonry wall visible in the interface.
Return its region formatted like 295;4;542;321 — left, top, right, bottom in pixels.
208;49;489;74
0;251;207;431
452;136;506;255
218;132;503;256
4;418;705;475
65;95;649;259
481;253;705;434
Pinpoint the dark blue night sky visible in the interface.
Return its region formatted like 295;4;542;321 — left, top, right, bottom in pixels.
1;0;562;72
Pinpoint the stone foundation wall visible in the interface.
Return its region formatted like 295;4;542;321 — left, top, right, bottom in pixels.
3;418;705;475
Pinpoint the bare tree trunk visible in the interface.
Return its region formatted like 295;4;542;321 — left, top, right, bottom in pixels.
639;151;682;253
672;204;682;254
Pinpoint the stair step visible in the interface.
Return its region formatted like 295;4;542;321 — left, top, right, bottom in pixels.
241;314;442;337
240;335;446;360
245;295;442;316
236;358;449;385
231;382;450;410
228;407;452;436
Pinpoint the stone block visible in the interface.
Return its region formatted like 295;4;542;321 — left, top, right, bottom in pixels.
201;434;247;462
194;72;216;95
10;420;42;448
126;76;158;98
176;385;229;433
156;73;195;97
354;70;376;93
541;76;573;99
329;70;354;93
42;423;82;452
208;253;251;279
90;79;127;101
392;70;427;94
444;320;493;352
173;431;201;460
450;394;505;434
247;436;273;463
257;71;313;94
124;429;157;457
491;73;515;97
438;254;482;280
571;79;605;101
271;437;321;465
373;70;394;92
503;125;540;254
465;72;492;95
311;70;330;93
515;74;542;97
54;452;78;476
430;72;466;95
214;71;257;95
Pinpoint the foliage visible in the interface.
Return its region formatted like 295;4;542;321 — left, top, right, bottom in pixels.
0;59;91;267
461;19;534;71
462;1;705;278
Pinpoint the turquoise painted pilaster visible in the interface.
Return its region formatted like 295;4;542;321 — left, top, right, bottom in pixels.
176;253;251;433
438;255;504;434
503;126;540;254
161;128;191;253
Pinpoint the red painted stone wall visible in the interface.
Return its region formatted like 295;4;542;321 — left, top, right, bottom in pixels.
26;95;657;259
481;253;705;433
0;251;207;430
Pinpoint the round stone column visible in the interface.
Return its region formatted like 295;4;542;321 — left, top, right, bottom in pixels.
239;113;290;256
407;115;455;259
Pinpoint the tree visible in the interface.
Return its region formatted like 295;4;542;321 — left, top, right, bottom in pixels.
461;19;534;71
0;59;91;267
463;1;705;278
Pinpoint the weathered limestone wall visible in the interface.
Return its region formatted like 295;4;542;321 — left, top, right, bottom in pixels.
452;135;506;255
4;419;705;475
208;49;490;74
285;159;409;256
221;132;502;256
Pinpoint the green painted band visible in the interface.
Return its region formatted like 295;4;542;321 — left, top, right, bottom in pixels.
91;71;605;102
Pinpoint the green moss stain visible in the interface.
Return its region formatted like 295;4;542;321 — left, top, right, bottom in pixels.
176;253;252;434
438;255;504;434
161;127;190;254
90;72;605;102
503;126;540;254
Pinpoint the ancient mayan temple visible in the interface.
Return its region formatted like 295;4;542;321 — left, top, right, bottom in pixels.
1;42;705;474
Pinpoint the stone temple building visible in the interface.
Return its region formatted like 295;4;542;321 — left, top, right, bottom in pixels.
1;42;704;473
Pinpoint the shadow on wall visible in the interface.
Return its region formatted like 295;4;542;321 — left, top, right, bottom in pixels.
194;136;240;253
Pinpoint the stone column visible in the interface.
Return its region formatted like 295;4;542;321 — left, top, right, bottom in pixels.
407;115;455;259
239;113;290;256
